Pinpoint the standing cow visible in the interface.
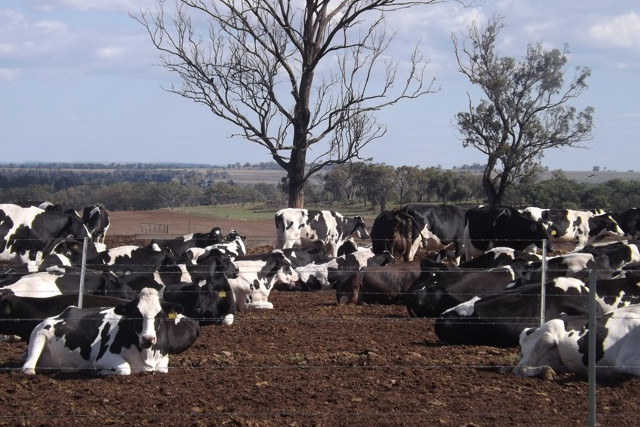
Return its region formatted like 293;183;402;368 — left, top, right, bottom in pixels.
463;205;551;261
275;208;370;258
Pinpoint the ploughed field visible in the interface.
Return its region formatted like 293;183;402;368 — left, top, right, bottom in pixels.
0;210;638;426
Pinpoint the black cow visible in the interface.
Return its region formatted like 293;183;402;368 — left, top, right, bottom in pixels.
463;205;551;261
404;262;519;318
402;204;466;263
612;208;640;238
433;277;598;347
0;292;130;341
0;203;91;265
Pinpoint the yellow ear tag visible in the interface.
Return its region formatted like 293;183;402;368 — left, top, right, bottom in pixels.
218;291;227;298
551;230;557;236
167;311;177;320
3;305;10;315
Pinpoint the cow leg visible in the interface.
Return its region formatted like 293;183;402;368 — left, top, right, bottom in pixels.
513;322;563;379
95;354;132;375
246;301;274;309
21;330;48;375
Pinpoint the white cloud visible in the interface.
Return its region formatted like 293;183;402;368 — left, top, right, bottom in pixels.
588;12;640;50
0;69;18;81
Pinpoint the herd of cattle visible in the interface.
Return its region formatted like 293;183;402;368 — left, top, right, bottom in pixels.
1;202;640;380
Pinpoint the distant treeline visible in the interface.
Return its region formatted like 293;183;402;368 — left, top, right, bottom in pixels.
0;163;639;212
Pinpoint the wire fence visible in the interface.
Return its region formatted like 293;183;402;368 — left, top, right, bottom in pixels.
0;236;639;425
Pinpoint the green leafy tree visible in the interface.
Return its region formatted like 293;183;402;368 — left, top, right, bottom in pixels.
135;1;439;208
453;15;594;205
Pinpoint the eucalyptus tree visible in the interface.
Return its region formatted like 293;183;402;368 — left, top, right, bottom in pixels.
453;15;594;205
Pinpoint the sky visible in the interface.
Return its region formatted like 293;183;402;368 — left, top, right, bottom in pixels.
1;0;639;171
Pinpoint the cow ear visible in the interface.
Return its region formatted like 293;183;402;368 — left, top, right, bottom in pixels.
163;303;184;318
1;299;11;315
113;302;129;315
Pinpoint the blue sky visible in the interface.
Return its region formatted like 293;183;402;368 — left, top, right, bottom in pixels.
1;0;638;171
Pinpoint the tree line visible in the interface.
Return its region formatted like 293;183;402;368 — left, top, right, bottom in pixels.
0;163;638;212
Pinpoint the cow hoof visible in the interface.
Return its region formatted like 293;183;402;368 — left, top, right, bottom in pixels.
221;314;234;326
541;366;557;381
22;367;36;375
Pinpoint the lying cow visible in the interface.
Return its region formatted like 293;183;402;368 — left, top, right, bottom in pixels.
275;208;370;258
228;250;299;310
336;259;423;305
0;292;129;341
22;288;200;375
513;304;640;380
0;203;91;265
521;207;624;252
434;277;597;347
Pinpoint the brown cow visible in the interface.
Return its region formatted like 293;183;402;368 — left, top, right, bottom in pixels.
370;208;421;261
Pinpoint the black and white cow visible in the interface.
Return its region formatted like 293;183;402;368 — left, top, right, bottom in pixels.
1;267;137;299
433;277;597;347
513;304;640;379
581;240;640;271
463;205;551;261
404;264;519;318
402;204;466;263
80;245;177;292
612;208;640;238
459;247;541;270
162;248;239;325
521;207;624;252
81;203;110;244
228;250;300;310
150;226;224;259
0;203;91;265
0;292;130;341
163;280;236;326
186;230;248;263
291;246;393;291
21;288;200;375
275;208;370;258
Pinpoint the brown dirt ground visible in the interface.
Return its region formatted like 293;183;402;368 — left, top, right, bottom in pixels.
0;209;638;426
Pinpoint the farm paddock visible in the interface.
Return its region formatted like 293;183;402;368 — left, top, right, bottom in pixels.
0;209;638;426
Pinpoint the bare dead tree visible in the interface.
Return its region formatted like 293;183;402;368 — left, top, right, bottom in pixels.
133;0;440;207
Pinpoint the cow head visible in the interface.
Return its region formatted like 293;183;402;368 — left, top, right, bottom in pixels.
352;216;370;240
114;288;170;349
335;273;361;304
163;279;236;326
264;250;299;289
589;214;624;239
